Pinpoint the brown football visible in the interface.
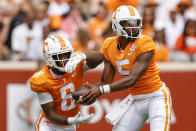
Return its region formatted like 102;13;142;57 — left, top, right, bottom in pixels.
72;86;90;105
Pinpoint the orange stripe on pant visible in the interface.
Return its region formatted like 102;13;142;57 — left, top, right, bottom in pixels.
35;114;41;131
35;114;44;131
162;88;171;131
166;87;172;131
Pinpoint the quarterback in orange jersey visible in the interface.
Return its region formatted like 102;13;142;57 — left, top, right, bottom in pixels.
29;34;104;131
81;6;172;131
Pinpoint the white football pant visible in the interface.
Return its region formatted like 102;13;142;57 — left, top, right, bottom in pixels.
113;84;172;131
35;114;76;131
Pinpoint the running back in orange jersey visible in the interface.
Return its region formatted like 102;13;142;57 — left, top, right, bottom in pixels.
102;35;163;95
30;62;84;126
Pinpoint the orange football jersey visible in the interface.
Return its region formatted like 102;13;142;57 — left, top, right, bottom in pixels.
102;35;163;95
30;62;84;126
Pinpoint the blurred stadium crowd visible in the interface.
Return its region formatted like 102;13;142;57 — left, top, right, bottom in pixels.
0;0;195;66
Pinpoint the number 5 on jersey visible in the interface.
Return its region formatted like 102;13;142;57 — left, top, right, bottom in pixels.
116;59;130;75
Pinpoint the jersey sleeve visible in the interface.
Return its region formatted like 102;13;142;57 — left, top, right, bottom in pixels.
137;36;156;55
30;74;49;93
36;92;53;104
76;60;84;75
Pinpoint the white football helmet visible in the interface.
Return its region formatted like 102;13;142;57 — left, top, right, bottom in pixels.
112;5;142;39
43;34;74;72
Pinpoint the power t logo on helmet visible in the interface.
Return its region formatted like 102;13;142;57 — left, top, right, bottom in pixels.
112;5;143;39
43;34;74;72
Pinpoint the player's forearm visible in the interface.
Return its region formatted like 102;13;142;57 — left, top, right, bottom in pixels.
109;74;138;92
100;62;148;94
110;64;148;92
95;80;109;86
47;110;69;125
99;74;139;94
95;76;114;86
95;81;103;86
85;51;104;69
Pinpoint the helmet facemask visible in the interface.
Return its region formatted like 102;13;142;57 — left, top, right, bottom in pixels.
45;49;74;72
112;18;142;39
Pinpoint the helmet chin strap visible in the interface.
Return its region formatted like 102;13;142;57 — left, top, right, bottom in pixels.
122;30;136;40
127;37;136;42
55;67;66;73
53;58;70;73
50;66;66;76
51;62;66;73
127;28;141;39
49;67;64;78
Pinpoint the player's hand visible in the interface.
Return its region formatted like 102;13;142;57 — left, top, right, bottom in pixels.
65;52;86;73
67;112;94;124
82;82;102;105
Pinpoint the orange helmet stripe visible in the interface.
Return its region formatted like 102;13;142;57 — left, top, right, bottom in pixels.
113;8;120;19
127;6;135;16
43;42;48;54
54;34;66;48
113;10;117;19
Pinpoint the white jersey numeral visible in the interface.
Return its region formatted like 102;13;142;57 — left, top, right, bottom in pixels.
34;71;44;77
116;60;130;75
60;83;75;111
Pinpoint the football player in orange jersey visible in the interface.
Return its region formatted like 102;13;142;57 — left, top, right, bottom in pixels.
29;34;104;131
79;5;172;131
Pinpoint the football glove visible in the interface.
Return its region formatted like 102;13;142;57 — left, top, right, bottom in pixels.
67;112;94;124
65;52;86;73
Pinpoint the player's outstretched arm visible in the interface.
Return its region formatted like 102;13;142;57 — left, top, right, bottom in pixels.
95;58;116;86
41;101;93;125
82;51;154;104
109;51;154;92
41;101;69;125
85;51;105;69
82;59;116;105
65;51;104;73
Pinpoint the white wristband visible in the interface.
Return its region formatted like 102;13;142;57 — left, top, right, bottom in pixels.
99;85;110;94
99;86;104;94
103;85;110;93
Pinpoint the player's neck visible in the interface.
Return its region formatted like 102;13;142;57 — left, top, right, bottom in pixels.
50;68;65;77
119;36;134;50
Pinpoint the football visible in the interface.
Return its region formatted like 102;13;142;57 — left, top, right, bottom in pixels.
72;86;90;105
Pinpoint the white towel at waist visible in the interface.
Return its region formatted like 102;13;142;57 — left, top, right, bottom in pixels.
105;94;133;125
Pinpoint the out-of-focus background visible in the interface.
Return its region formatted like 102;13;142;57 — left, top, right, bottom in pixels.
0;0;196;131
